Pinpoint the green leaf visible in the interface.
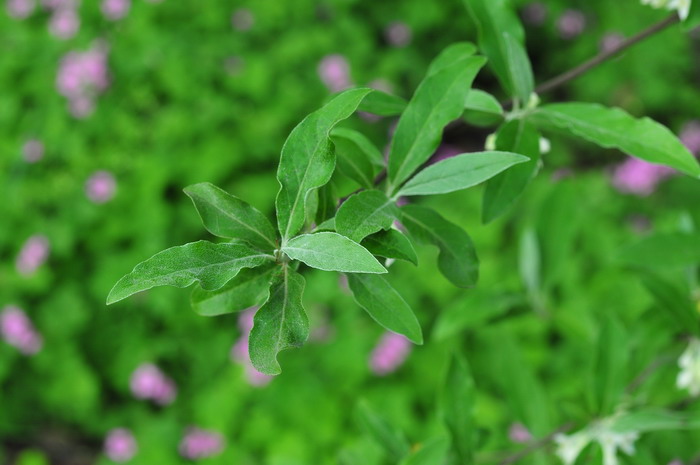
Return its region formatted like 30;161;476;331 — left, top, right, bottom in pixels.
683;1;700;30
276;88;373;240
387;44;486;192
619;232;700;268
401;205;479;287
347;274;423;344
590;316;628;416
519;227;545;314
463;89;504;127
443;355;476;463
463;0;525;96
399;436;450;465
482;119;542;223
249;266;308;375
107;241;274;305
315;183;337;226
398;151;529;196
433;291;522;340
357;90;408;116
282;232;387;274
530;103;700;177
362;229;418;265
504;32;534;103
190;264;276;316
336;190;400;242
612;409;700;433
639;271;699;335
331;128;384;189
356;400;411;462
184;182;277;251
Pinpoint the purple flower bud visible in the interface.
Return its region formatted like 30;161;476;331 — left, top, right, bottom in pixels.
508;422;533;444
680;120;700;155
599;33;625;53
369;331;412;376
101;0;129;21
16;234;49;276
318;54;352;93
6;0;35;19
231;8;254;31
521;2;547;26
57;43;110;117
179;427;224;460
0;306;43;355
612;157;674;196
86;170;116;204
556;9;586;40
385;21;412;48
130;363;177;405
104;428;137;462
230;308;273;387
49;7;79;40
21;139;44;163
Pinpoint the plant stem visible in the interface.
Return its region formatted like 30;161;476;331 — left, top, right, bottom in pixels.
535;14;680;95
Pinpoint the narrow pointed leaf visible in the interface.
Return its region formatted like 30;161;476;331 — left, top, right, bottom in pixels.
282;232;387;274
362;229;418;265
443;355;476;463
619;232;700;268
190;264;277;316
426;42;477;75
639;271;699;335
331;128;384;188
530;103;700;177
249;267;308;375
482;119;541;223
388;44;486;191
463;89;504;127
107;241;274;304
357;90;408;116
612;409;700;433
504;32;534;103
356;400;411;462
347;274;423;344
276;88;374;240
401;205;479;287
336;190;399;242
398;151;529;196
590;316;628;415
184;182;277;251
399;436;450;465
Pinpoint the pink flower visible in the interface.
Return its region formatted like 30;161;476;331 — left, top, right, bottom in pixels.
6;0;35;19
16;234;49;276
612;157;674;196
179;427;224;460
57;43;110;118
130;363;177;405
230;308;273;387
385;21;412;47
369;332;412;376
680;120;700;155
85;170;116;203
49;7;79;40
21;139;44;163
0;306;43;355
599;33;625;53
556;9;586;40
318;54;352;93
231;8;253;31
508;422;533;444
521;2;547;26
104;428;137;462
101;0;129;21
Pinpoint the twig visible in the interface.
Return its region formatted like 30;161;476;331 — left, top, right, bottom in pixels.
498;423;574;465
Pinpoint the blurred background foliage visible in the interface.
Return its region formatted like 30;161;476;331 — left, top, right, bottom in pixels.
1;0;699;464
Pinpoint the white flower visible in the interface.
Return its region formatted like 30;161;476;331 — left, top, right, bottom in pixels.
677;338;700;396
555;417;639;465
539;137;551;154
599;430;639;465
640;0;691;20
555;431;592;465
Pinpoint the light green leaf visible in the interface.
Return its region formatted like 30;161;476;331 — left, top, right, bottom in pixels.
530;103;700;177
399;436;450;465
388;44;486;192
482;119;541;223
357;90;408;116
357;400;411;462
683;1;700;30
190;264;277;316
504;32;534;103
347;273;423;344
590;316;628;416
433;291;522;340
282;232;387;274
612;409;700;433
276;88;373;240
426;42;477;75
443;355;475;463
519;227;545;314
398;151;529;196
463;89;504;127
249;266;308;375
336;190;400;242
184;182;277;251
362;229;418;265
463;0;525;96
107;241;274;305
331;128;384;189
639;271;699;335
401;205;479;287
619;232;700;268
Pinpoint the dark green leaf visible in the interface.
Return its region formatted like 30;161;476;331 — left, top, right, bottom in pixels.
347;273;423;344
590;316;628;416
401;205;479;287
399;436;450;465
463;89;504;127
433;291;522;340
619;232;700;268
107;241;274;304
331;128;384;189
184;182;278;251
357;400;411;462
362;229;418;265
282;232;387;274
249;266;308;375
443;355;475;463
504;32;534;103
336;190;400;242
357;90;408;116
639;271;699;335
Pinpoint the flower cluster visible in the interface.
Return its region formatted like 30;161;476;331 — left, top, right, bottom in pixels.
56;42;110;118
640;0;691;20
130;362;177;405
104;428;138;463
85;170;117;204
45;0;80;40
101;0;130;21
554;417;639;465
230;308;273;387
179;427;224;460
318;54;352;93
677;337;700;396
369;331;412;375
16;234;50;276
0;306;43;355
